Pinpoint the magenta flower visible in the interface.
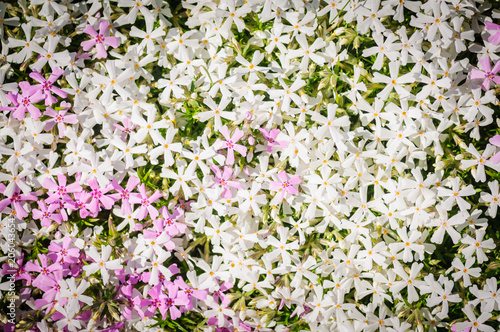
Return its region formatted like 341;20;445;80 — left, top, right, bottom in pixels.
68;190;93;218
485;21;500;45
470;56;500;90
81;21;119;59
48;237;80;265
1;254;32;284
129;184;163;220
143;283;169;319
33;270;66;313
43;174;83;204
210;165;242;199
25;254;62;285
113;118;138;141
144;283;189;320
28;67;67;106
217;125;247;165
32;201;63;227
174;276;207;310
258;128;287;152
43;101;78;138
118;284;145;319
270;171;301;198
489;135;500;164
159;206;186;236
88;178;116;213
0;188;37;219
109;176;140;215
2;82;44;120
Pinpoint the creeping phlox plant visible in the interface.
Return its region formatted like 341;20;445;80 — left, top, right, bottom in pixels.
1;0;500;331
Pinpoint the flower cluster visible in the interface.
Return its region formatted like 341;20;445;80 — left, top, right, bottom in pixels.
0;0;500;331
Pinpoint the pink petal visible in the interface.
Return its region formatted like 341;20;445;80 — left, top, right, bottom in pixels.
81;40;96;51
277;171;288;183
83;24;98;37
470;68;485;80
233;144;247;156
104;36;119;48
29;72;45;84
43;178;57;191
226;149;235;165
492;61;500;75
96;43;107;59
219;125;230;140
231;128;244;142
489;32;500;46
479;56;491;72
99;21;110;35
222;166;232;180
489;151;500;164
269;182;282;191
288;175;301;185
485;21;500;31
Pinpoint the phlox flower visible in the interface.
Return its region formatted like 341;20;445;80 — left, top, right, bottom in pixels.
32;201;62;227
269;171;301;198
216;125;247;165
48;236;80;265
461;229;495;264
24;254;62;284
109;176;141;216
0;187;37;219
28;67;67;106
210;165;242;199
129;184;163;220
159;206;186;236
43;101;78;138
81;21;119;59
2;82;44;120
68;190;94;219
470;56;500;90
44;174;82;204
58;278;94;313
82;245;122;284
454;305;494;332
88;178;116;213
144;283;189;320
257;128;287;153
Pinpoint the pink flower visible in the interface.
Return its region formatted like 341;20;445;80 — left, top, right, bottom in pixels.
470;56;500;90
210;165;242;199
258;128;287;152
109;176;141;215
129;184;163;220
217;125;247;165
88;178;116;213
48;237;80;265
43;174;82;204
43;101;78;138
68;190;93;218
24;254;62;285
29;67;67;106
81;21;119;59
270;171;301;198
0;188;37;219
485;21;500;45
2;82;44;120
32;201;63;227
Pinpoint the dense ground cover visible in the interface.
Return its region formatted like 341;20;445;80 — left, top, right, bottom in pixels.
1;0;500;331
